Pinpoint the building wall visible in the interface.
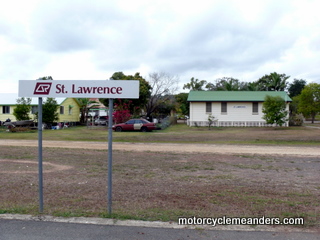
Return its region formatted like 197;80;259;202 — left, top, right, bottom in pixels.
1;98;81;123
0;106;16;122
189;101;290;127
0;105;40;122
58;98;80;122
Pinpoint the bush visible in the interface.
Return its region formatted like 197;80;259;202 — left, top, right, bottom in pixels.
9;127;32;133
289;114;304;126
158;116;177;130
262;95;288;126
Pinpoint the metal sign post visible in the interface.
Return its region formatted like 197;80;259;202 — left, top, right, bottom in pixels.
107;98;113;214
38;97;44;212
19;80;139;214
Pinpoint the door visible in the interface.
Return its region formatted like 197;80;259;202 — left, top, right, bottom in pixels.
123;119;135;130
133;120;143;130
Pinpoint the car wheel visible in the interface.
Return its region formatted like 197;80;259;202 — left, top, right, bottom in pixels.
141;127;148;132
115;127;122;132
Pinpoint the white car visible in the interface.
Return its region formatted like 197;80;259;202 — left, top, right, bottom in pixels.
95;116;108;125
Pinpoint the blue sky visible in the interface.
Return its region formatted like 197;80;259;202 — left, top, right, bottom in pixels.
0;0;319;93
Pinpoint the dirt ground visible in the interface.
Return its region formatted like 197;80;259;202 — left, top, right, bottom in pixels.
0;140;319;230
0;139;320;156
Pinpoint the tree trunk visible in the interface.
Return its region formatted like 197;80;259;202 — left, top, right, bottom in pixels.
311;113;316;124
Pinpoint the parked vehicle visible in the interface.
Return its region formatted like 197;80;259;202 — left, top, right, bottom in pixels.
3;120;34;127
112;119;156;132
95;116;108;125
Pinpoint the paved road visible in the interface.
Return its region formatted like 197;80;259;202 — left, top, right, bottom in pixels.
1;219;319;240
0;139;319;156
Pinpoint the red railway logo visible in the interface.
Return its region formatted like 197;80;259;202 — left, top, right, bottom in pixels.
34;82;52;95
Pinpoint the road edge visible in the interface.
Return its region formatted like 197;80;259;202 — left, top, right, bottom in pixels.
0;214;317;233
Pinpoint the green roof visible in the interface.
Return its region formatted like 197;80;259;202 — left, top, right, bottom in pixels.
187;91;292;102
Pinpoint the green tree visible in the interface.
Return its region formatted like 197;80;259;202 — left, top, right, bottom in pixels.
205;77;255;91
112;72;152;110
243;81;260;91
290;95;300;115
13;97;32;121
289;96;304;126
256;72;290;91
38;76;53;80
42;98;59;126
100;72;152;116
183;77;207;91
298;83;320;123
209;77;246;91
262;95;288;126
288;79;306;98
175;92;189;117
153;95;176;117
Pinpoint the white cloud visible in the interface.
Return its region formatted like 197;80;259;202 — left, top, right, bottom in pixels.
0;0;319;93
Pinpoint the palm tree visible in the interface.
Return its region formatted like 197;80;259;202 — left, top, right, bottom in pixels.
268;72;289;91
244;81;260;91
183;77;207;91
215;77;242;91
257;72;290;91
77;98;99;124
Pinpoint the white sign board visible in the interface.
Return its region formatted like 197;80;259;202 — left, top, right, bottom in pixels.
19;80;139;98
233;105;246;108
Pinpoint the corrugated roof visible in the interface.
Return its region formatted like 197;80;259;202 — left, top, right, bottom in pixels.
187;91;292;102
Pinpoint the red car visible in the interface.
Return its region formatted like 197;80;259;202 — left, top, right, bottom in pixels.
112;119;156;132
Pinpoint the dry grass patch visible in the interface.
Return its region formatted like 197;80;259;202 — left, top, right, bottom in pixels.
0;146;319;230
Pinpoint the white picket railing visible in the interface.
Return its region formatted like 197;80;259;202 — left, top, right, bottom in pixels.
187;120;287;127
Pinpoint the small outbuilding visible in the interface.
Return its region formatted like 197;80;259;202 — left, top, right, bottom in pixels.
187;91;292;127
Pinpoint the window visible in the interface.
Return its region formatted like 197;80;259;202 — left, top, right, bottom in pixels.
68;106;72;115
60;106;64;114
126;120;135;124
2;106;10;114
31;106;38;114
206;102;212;113
252;102;258;114
221;102;227;114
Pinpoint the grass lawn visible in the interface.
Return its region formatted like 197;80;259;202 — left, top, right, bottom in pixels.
1;123;320;145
